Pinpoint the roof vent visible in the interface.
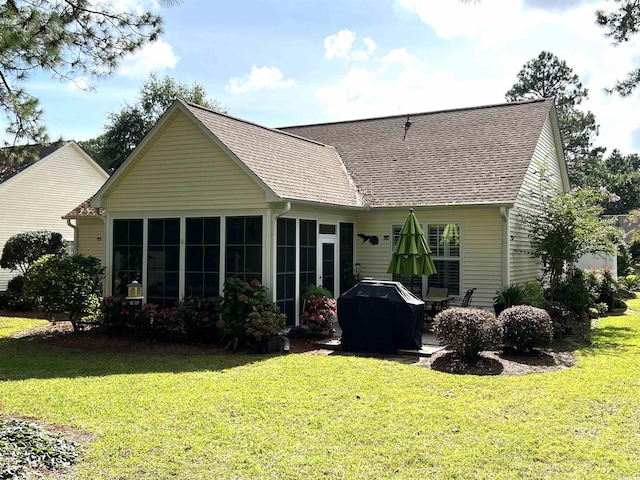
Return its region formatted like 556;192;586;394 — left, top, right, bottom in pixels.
403;115;411;140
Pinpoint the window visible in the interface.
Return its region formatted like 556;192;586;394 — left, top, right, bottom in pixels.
147;218;180;307
185;217;220;298
276;218;296;325
319;224;336;235
299;219;317;300
225;216;262;282
339;222;354;295
427;223;460;296
112;219;143;296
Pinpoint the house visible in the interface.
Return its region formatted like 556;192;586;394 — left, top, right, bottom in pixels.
0;141;109;290
75;97;568;324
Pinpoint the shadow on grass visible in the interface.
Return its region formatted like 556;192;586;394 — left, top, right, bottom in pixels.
0;335;273;382
580;326;637;357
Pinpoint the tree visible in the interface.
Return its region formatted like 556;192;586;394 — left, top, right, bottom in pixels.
0;230;66;275
24;254;104;331
81;73;226;172
0;0;166;151
601;149;640;214
597;0;640;96
506;51;605;187
523;187;621;300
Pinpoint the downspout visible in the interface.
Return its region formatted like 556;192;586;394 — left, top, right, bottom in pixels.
66;218;77;254
500;206;510;287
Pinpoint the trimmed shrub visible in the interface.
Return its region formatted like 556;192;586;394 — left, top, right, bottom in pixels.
433;307;502;361
6;275;24;294
499;305;553;352
24;254;104;331
0;230;66;275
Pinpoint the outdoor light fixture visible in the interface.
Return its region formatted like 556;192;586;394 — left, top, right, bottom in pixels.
127;281;142;298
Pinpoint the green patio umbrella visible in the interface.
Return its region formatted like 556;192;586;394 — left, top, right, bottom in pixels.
387;208;437;277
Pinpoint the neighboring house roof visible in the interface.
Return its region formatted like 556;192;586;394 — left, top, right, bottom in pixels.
281;98;556;207
182;101;363;207
0;141;67;185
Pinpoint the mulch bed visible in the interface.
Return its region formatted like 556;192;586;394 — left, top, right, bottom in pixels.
3;315;577;375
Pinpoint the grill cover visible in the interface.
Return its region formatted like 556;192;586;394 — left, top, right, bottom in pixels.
337;280;424;353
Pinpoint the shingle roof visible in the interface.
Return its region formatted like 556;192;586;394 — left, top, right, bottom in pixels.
182;101;363;207
280;98;555;207
64;197;105;219
0;141;67;185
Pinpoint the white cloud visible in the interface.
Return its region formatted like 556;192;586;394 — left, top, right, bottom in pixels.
324;29;377;61
117;39;179;79
227;66;295;94
381;48;417;66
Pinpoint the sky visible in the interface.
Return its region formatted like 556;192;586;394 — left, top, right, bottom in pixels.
22;0;640;155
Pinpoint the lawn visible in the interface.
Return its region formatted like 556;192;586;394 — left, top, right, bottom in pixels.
1;306;639;479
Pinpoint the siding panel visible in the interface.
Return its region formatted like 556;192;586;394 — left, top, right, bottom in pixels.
105;112;268;213
354;206;503;310
75;218;105;262
509;117;565;285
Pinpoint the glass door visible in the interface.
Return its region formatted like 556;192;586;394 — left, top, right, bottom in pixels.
318;236;337;297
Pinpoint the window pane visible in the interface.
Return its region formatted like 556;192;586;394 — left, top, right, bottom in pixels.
246;217;262;244
149;219;163;245
164;219;180;245
203;218;220;245
187;246;203;272
226;217;244;244
186;218;203;245
112;220;143;295
245;246;262;274
319;224;336;234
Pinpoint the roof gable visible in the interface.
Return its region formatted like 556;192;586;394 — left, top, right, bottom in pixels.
281;99;556;207
92;100;363;209
182;102;363;207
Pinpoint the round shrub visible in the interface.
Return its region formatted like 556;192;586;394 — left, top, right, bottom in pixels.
499;305;553;352
433;307;501;361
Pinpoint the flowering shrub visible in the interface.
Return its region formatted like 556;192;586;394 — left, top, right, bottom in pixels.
301;293;337;336
179;296;222;343
99;296;127;327
433;307;502;361
219;277;284;348
246;310;286;341
499;305;553;352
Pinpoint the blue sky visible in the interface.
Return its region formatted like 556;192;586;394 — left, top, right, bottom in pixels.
23;0;640;155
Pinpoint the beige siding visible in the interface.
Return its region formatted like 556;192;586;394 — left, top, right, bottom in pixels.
509;116;565;285
355;206;503;310
75;218;105;262
0;143;107;290
105;111;268;213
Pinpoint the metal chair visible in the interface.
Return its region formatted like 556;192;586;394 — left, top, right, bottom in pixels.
460;288;476;307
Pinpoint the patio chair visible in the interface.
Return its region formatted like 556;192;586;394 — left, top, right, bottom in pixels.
460;288;476;308
423;286;450;324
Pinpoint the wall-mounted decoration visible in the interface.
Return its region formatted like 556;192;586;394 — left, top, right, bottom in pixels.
357;234;379;245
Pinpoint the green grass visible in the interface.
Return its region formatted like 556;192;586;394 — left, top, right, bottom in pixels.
1;313;639;479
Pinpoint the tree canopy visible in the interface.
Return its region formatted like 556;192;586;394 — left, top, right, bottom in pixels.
81;73;225;173
0;0;164;150
597;0;640;97
506;51;605;187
